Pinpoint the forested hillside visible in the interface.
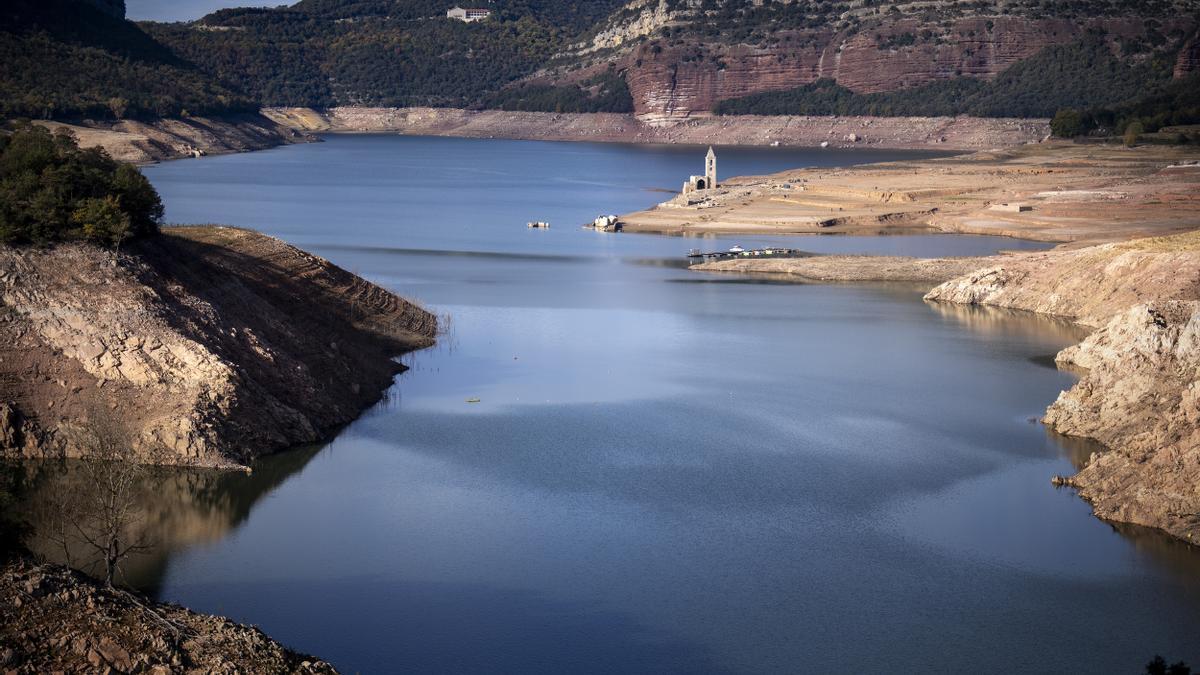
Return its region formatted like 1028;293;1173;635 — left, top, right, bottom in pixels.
2;0;1198;123
0;0;253;119
145;0;631;109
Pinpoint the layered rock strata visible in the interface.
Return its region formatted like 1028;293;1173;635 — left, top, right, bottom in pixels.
925;232;1200;543
0;227;436;467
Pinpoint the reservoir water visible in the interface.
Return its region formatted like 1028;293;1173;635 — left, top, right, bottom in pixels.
31;136;1200;672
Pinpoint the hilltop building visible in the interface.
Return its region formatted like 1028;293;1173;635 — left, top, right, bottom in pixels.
446;6;492;22
682;147;718;195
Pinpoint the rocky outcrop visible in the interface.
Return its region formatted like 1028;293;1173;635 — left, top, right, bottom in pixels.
924;231;1200;543
265;106;1047;150
37;114;314;165
923;233;1200;328
602;13;1198;119
1176;32;1200;79
1046;302;1200;543
0;558;338;673
583;0;674;52
0;227;436;467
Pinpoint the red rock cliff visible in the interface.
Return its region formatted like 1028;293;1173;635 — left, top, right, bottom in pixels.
617;16;1195;120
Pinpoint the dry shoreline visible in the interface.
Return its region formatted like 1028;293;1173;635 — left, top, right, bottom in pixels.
262;106;1048;151
0;226;437;469
622;142;1200;245
35;113;313;165
29;107;1050;164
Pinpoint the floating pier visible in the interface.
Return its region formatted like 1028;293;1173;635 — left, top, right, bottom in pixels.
686;246;806;265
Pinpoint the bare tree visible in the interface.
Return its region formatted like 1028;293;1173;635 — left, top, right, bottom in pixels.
66;413;153;588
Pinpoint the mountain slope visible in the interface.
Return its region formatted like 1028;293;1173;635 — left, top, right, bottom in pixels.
145;0;631;109
550;0;1200;121
0;0;253;119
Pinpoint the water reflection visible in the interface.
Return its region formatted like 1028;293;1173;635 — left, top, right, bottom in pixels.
1110;522;1200;596
17;445;323;593
924;300;1091;346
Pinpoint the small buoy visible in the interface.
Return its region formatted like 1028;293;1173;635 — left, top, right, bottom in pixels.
466;397;481;403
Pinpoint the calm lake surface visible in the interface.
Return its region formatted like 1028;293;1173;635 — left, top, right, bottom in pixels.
45;136;1200;672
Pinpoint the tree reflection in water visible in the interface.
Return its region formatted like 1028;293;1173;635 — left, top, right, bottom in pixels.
16;443;324;596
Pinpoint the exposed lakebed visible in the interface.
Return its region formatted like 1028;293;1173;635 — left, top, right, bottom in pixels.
27;136;1200;672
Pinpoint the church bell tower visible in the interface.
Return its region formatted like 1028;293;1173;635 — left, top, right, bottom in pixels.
705;146;717;189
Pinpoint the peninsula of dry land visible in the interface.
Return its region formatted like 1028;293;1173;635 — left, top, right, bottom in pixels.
0;226;437;468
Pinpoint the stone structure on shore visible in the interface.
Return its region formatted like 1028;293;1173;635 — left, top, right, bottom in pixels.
682;146;717;195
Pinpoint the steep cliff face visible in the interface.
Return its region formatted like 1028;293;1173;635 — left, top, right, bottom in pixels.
580;0;1198;120
0;227;436;467
1046;302;1200;544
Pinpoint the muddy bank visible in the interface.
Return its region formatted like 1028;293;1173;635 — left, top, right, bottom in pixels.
35;113;313;164
0;226;436;468
262;106;1047;151
0;558;337;673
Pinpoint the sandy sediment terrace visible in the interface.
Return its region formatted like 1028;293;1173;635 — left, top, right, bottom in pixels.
625;143;1200;245
263;106;1049;151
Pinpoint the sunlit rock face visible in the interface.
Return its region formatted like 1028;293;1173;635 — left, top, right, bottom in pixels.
0;227;436;468
579;0;1199;121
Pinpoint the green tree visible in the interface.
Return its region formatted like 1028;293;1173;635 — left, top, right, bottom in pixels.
72;196;131;248
0;123;162;245
1051;108;1085;138
1146;655;1192;675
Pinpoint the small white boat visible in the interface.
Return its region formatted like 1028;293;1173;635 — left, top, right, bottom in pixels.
527;221;550;228
729;245;745;253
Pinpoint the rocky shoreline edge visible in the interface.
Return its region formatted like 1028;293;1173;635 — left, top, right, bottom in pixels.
0;557;339;674
696;233;1200;545
31;107;1050;165
0;226;437;469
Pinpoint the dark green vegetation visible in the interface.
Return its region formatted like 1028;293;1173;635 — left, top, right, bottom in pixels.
653;0;1188;46
1146;656;1193;675
482;67;634;114
714;34;1179;119
1052;72;1200;139
0;0;254;120
0;123;163;245
1;0;1196;120
145;0;631;110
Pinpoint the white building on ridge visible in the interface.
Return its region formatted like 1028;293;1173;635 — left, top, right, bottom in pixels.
446;6;492;22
